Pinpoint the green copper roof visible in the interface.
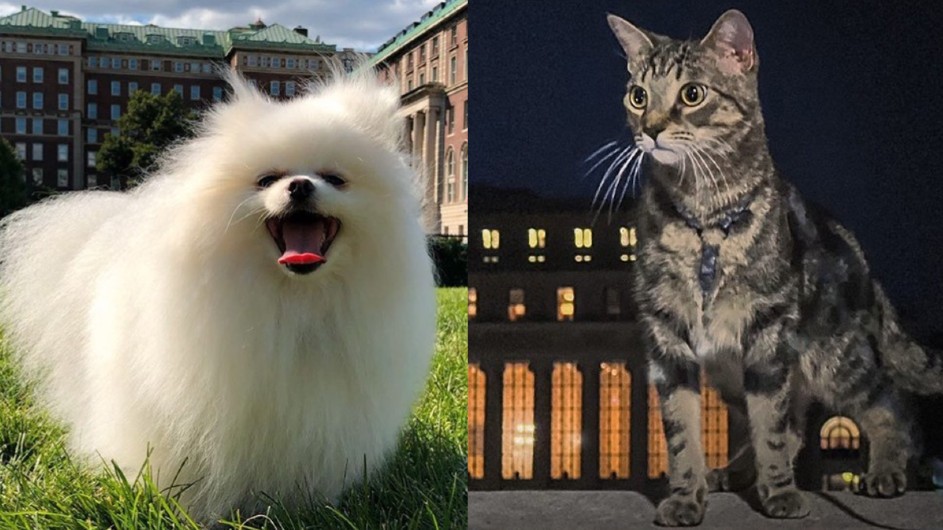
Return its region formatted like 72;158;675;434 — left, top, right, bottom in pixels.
370;0;466;66
0;7;336;56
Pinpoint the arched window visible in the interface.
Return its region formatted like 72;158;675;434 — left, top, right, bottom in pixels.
446;148;455;203
461;143;468;200
820;416;861;451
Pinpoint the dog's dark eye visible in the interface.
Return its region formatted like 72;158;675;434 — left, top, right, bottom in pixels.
257;174;280;188
320;173;346;188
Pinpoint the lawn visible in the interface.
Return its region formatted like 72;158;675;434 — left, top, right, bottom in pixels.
0;288;468;529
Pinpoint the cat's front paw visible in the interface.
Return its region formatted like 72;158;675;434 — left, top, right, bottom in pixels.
655;494;706;526
761;488;809;519
856;469;906;497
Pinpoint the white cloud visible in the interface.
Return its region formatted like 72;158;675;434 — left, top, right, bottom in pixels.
0;0;446;50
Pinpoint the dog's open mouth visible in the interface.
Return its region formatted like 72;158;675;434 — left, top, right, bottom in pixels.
265;211;340;275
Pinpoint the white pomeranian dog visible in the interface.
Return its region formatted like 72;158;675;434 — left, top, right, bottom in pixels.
0;67;436;521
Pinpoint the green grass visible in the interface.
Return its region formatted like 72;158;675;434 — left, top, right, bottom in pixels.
0;288;468;529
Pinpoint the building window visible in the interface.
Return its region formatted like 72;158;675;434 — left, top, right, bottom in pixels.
87;151;96;168
285;81;295;97
128;82;138;93
16;91;26;109
57;144;68;162
450;25;458;46
151;82;161;95
31;167;43;184
574;228;593;249
432;65;438;82
620;226;638;262
463;101;468;130
468;364;486;479
173;84;183;96
15;143;26;160
461;143;468;200
270;81;280;96
450;56;457;84
87;128;97;144
447;105;455;134
87;103;97;119
551;362;583;480
129;58;138;70
111;105;121;120
446;148;455;202
174;61;184;73
432;36;439;56
58;68;68;84
100;57;110;69
502;362;535;480
190;85;200;100
87;174;97;187
600;363;631;479
58;94;68;110
15;117;26;134
820;416;860;451
31;143;42;161
16;66;26;82
57;169;68;188
468;288;477;319
557;287;575;321
111;80;120;96
508;288;525;321
213;86;223;102
648;386;667;478
88;56;98;68
32;92;43;109
527;228;546;249
31;118;42;135
482;229;500;249
32;66;43;83
150;58;162;71
88;79;98;94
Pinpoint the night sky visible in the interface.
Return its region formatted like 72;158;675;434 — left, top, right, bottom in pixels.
469;0;943;339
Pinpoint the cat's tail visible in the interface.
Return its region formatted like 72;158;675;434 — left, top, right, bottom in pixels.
875;285;943;395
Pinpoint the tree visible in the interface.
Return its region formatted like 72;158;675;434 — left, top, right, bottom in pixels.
0;137;27;217
97;90;196;187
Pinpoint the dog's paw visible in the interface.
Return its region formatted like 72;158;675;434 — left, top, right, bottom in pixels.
655;494;706;527
856;469;907;498
761;488;809;519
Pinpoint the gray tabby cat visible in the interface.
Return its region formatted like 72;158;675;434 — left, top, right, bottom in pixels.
606;9;943;526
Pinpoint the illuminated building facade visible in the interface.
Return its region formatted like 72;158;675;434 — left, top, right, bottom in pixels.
468;189;865;492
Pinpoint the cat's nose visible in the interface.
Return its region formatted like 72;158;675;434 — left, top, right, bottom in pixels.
643;123;667;139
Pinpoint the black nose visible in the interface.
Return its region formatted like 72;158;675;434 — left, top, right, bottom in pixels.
643;123;666;139
287;178;315;202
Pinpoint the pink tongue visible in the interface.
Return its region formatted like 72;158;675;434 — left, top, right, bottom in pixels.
277;218;327;265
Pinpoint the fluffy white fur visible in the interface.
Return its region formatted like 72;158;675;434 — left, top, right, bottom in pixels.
0;69;436;521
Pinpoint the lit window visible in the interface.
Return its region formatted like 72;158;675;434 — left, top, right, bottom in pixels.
468;364;486;479
508;288;525;321
619;226;637;247
820;416;860;451
482;229;500;250
552;362;582;480
527;228;546;249
468;288;477;319
557;287;575;321
502;362;534;480
574;228;593;248
600;363;630;478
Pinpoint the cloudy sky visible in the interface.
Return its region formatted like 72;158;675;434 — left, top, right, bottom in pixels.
0;0;440;51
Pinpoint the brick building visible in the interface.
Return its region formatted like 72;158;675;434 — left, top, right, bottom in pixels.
0;6;356;190
370;0;468;237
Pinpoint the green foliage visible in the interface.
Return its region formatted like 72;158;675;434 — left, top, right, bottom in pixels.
0;288;468;529
97;90;196;186
0;138;27;217
429;236;468;287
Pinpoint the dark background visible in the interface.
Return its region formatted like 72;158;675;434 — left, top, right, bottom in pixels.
469;0;943;341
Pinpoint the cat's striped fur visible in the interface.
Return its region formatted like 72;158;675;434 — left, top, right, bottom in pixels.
607;9;943;526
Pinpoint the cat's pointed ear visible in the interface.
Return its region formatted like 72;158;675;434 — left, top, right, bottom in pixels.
607;14;653;63
700;9;756;74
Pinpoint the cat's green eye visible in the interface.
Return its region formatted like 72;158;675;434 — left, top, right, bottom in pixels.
627;85;647;109
680;83;706;106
